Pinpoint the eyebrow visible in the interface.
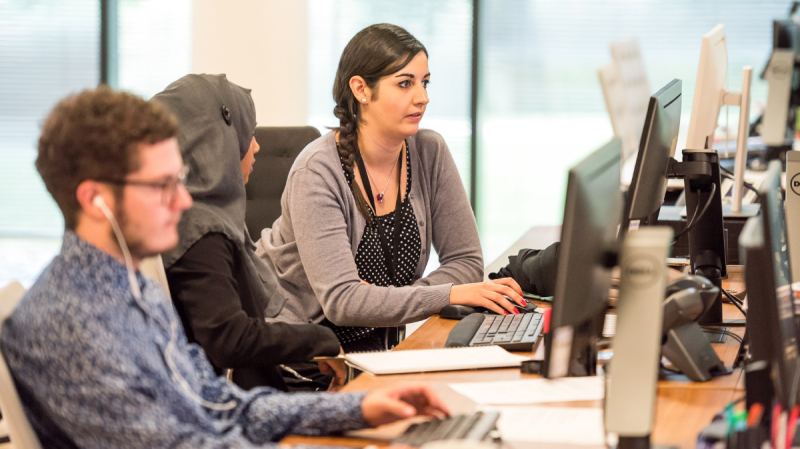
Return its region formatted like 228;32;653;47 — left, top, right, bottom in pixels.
395;72;431;79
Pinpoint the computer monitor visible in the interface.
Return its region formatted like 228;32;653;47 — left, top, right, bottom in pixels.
774;19;800;107
740;160;799;408
545;138;622;378
760;19;800;152
686;25;727;152
621;79;682;234
685;24;754;216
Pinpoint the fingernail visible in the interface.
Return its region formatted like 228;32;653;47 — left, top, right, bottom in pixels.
504;311;510;315
513;308;520;314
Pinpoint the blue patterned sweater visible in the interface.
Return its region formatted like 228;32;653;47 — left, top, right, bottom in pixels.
0;231;367;448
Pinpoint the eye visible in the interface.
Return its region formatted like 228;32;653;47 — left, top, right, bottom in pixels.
399;80;410;88
422;79;430;88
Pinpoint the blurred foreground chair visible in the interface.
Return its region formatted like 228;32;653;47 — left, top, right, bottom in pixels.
0;281;43;449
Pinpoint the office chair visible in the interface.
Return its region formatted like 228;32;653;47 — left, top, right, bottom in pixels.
0;281;43;449
245;126;321;242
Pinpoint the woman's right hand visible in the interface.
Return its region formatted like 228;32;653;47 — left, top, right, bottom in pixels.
449;277;527;315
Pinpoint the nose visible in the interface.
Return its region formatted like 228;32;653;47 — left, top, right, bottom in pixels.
415;83;429;106
173;184;193;211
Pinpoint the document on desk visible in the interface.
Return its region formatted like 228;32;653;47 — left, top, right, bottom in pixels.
343;346;530;375
448;376;605;405
480;405;605;447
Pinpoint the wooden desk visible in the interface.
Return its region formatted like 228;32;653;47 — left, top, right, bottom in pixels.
284;226;746;449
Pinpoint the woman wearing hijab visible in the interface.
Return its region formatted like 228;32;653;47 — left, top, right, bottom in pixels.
256;24;525;352
154;74;343;391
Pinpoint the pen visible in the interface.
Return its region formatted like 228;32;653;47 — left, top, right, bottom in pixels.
747;403;764;428
786;406;799;449
773;404;782;449
312;355;346;362
778;410;788;449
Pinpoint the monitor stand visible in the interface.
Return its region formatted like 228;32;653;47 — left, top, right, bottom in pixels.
668;151;744;327
721;202;760;218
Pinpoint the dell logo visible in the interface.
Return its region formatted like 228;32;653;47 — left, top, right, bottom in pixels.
623;255;660;287
791;173;800;196
773;63;792;78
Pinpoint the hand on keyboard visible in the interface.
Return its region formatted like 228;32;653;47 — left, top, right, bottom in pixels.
361;383;451;427
449;277;527;315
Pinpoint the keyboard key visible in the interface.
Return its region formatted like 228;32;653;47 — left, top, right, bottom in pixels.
496;333;514;343
498;315;514;332
488;318;502;334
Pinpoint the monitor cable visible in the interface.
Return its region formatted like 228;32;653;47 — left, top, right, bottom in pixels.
702;327;744;345
672;182;717;243
719;166;758;194
721;288;747;318
93;196;237;413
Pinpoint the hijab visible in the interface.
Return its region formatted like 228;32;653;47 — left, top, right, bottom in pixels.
154;74;284;315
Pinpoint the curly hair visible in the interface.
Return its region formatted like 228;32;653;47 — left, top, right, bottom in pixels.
332;23;427;226
36;86;178;230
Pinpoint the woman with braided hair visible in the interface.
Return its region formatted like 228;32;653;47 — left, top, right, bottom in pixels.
256;24;526;352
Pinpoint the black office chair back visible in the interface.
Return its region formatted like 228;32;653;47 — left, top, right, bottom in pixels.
245;126;321;241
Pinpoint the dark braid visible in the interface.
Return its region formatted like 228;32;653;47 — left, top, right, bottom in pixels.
334;101;373;227
331;23;427;228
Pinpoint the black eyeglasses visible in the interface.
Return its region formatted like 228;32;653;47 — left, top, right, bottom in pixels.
95;166;188;206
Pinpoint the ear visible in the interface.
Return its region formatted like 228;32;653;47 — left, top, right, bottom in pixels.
348;76;371;104
76;180;114;222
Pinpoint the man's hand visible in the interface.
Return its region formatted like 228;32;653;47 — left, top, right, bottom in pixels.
361;383;450;427
318;347;347;391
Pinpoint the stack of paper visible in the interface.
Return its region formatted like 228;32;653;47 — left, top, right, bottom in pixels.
344;346;530;375
448;376;605;405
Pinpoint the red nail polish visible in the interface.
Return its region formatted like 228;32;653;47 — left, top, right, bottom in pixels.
513;308;520;314
504;311;510;315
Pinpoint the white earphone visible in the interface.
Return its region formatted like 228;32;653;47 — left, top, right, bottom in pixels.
92;194;236;412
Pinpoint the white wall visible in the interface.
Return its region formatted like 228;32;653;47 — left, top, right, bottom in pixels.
192;0;308;126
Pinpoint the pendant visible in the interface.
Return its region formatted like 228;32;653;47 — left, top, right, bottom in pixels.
377;193;384;203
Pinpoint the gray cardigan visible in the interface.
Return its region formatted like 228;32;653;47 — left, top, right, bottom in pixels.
255;129;483;327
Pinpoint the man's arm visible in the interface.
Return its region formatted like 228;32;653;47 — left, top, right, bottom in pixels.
0;291;362;448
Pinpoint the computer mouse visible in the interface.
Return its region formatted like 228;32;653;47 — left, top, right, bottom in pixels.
439;304;478;320
515;302;538;313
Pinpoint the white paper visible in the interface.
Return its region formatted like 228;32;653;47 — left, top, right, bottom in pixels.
344;346;530;375
448;376;605;405
481;405;605;447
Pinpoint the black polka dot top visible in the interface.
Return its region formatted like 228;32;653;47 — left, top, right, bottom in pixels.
325;144;422;349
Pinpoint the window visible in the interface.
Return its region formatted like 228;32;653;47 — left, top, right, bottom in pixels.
307;0;474;194
477;0;788;261
0;0;191;287
115;0;192;99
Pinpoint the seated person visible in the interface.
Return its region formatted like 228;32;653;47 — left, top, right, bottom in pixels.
257;23;526;351
0;86;449;448
154;74;343;391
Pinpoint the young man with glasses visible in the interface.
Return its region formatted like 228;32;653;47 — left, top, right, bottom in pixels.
0;86;448;448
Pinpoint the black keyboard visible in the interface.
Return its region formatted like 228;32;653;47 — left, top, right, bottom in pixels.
393;411;501;447
445;311;543;351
